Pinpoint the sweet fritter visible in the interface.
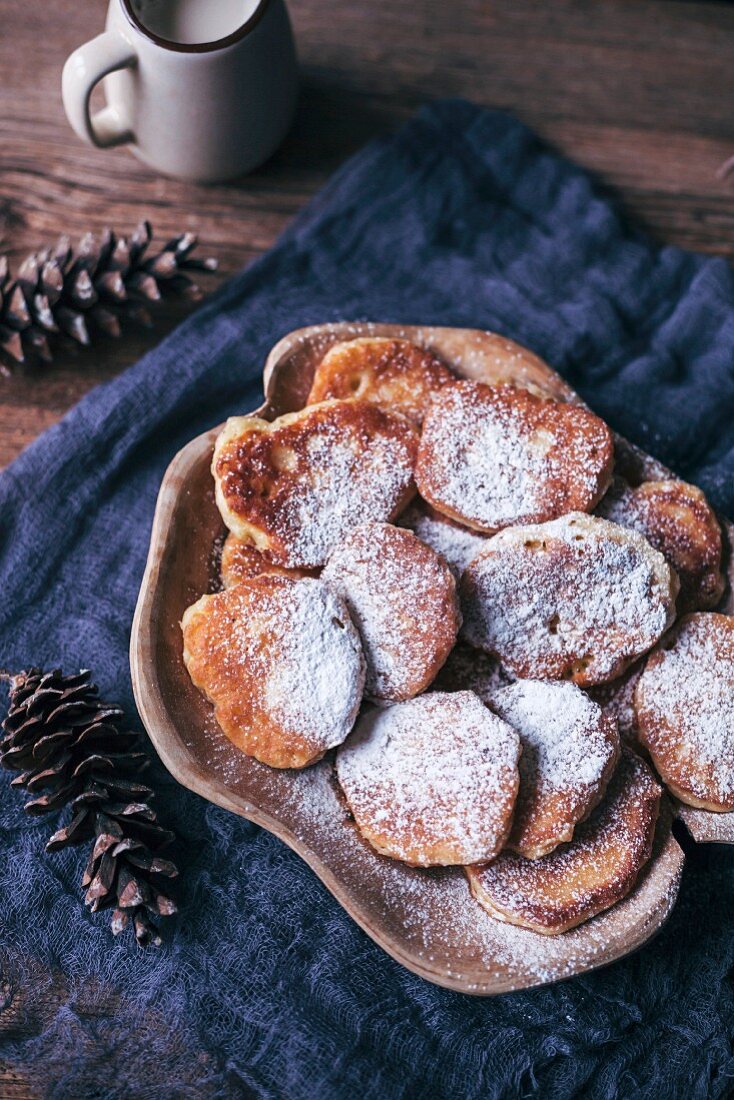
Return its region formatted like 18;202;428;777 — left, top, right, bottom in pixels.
416;381;614;533
307;338;454;424
182;576;365;769
636;613;734;811
461;513;678;686
220;532;316;589
398;499;489;578
336;692;521;866
466;750;661;934
212;399;418;569
489;681;620;859
597;477;724;613
322;522;460;702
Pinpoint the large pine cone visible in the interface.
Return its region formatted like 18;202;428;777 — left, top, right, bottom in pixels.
1;668;178;946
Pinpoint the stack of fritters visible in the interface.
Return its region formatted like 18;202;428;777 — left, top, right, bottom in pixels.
182;335;729;935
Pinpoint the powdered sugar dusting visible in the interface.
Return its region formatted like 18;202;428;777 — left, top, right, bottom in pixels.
182;328;691;988
186;700;680;990
277;425;414;567
462;513;677;685
260;584;363;748
488;681;620;857
398;500;489;577
322;522;460;702
336;692;520;865
468;750;662;932
270;749;678;986
636;613;734;807
182;576;365;767
416;382;613;532
596;476;724;613
381;842;677;986
214;401;418;568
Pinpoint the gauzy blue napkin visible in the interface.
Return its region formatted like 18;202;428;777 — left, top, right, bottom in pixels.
2;100;734;1100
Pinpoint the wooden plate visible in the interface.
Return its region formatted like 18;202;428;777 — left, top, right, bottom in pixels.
131;323;704;995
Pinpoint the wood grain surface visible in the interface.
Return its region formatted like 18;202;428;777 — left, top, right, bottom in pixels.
2;0;734;469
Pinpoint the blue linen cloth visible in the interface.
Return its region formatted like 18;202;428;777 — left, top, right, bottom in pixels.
1;99;734;1100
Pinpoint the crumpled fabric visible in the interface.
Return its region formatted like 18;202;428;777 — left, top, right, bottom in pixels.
1;99;734;1100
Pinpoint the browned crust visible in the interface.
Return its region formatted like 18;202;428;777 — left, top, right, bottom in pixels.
306;338;455;424
597;477;724;613
212;399;419;568
336;694;521;867
181;575;363;769
355;809;518;869
466;750;661;934
220;532;317;588
636;612;734;811
416;381;615;533
460;513;679;686
505;710;621;860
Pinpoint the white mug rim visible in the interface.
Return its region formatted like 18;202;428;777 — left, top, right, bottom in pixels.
120;0;271;53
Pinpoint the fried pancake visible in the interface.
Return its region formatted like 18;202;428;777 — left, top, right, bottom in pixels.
636;613;734;811
398;498;489;578
466;750;661;934
322;522;460;702
220;532;316;589
336;692;520;866
212;399;419;569
461;513;678;686
488;681;620;859
416;381;614;533
431;641;514;698
597;477;724;613
587;661;644;748
306;338;455;424
181;575;365;769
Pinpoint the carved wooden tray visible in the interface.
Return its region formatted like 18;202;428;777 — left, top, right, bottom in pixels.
130;323;733;994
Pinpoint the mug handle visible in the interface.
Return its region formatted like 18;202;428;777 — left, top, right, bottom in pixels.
62;32;137;150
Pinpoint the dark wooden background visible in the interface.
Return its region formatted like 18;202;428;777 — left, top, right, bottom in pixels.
1;0;734;471
1;0;734;1093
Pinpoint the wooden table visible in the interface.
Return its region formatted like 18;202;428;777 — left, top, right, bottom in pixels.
1;0;734;470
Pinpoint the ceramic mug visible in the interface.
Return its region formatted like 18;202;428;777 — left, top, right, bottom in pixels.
62;0;298;182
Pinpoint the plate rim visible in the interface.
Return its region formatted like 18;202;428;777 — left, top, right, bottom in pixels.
130;322;698;994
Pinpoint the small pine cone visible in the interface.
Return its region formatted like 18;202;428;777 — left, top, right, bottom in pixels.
1;668;178;945
0;221;217;374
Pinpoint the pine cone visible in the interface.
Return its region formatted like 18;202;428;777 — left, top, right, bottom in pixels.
0;221;217;374
0;668;178;946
